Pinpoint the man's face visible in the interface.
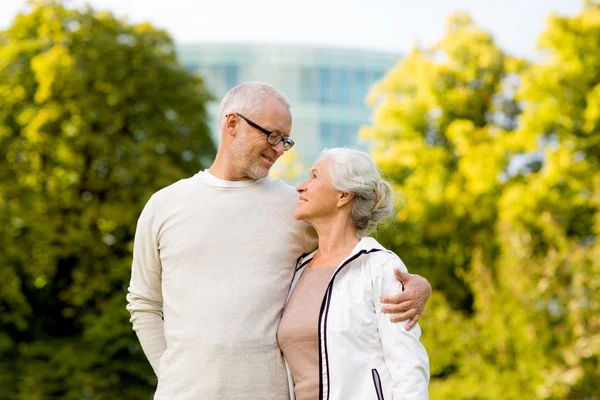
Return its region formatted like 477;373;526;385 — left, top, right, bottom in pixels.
230;96;292;179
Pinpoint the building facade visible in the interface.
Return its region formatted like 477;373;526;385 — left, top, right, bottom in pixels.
177;44;400;173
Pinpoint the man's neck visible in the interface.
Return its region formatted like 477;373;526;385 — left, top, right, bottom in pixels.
208;158;254;181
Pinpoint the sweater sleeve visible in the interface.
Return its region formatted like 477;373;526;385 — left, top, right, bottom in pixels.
373;256;430;399
126;197;166;376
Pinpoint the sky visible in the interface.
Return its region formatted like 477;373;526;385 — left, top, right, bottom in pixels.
0;0;583;59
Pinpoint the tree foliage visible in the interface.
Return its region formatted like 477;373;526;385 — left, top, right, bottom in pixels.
364;12;524;311
2;1;599;399
366;8;599;399
0;1;215;398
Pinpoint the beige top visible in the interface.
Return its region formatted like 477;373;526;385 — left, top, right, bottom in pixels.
278;266;337;400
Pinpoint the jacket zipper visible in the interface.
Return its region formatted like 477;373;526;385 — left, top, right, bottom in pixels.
371;368;385;400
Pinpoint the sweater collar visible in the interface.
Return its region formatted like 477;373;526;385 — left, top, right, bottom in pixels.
196;170;265;188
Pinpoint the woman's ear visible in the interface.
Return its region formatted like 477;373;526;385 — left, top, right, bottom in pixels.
337;191;354;208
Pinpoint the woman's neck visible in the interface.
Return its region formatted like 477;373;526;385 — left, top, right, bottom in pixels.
310;218;359;269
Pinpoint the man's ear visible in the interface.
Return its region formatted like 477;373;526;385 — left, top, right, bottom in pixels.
337;191;354;208
225;114;238;137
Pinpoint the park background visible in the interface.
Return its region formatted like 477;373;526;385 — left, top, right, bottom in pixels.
0;0;598;398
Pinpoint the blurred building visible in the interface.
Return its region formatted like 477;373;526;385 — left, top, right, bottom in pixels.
177;43;400;170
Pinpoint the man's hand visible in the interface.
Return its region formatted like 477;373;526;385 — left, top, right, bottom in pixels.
381;270;431;330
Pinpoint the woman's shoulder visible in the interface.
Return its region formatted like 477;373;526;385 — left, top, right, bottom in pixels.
370;251;406;269
360;238;408;274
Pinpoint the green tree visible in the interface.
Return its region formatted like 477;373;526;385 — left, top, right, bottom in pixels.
365;8;599;399
504;2;600;396
364;12;523;311
0;1;215;398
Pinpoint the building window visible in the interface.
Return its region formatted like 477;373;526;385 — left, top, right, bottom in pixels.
320;123;362;148
353;69;368;105
320;122;333;148
318;67;333;104
337;68;350;105
339;124;353;145
224;64;239;88
208;64;239;94
301;67;316;102
373;69;386;81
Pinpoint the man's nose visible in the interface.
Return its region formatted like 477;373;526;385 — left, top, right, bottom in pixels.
272;141;285;156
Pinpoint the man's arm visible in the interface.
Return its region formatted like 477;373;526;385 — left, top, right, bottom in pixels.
126;197;166;376
380;269;432;330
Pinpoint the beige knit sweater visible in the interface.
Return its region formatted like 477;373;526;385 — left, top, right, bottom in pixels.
127;171;316;399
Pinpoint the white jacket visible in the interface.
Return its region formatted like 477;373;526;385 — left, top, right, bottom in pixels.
284;237;430;400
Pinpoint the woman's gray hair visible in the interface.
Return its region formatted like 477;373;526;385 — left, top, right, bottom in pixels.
217;81;290;127
318;148;394;237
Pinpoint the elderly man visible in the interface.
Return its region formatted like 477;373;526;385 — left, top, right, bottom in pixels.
127;81;431;399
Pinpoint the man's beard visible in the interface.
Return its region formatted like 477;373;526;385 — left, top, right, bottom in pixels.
230;140;270;179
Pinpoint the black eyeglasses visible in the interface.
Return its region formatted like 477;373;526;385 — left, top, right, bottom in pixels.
229;113;295;151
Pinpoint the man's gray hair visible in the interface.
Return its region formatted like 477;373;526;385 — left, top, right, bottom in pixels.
318;148;395;237
217;82;291;127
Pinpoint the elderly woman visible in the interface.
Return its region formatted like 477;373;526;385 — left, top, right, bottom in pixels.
277;148;430;400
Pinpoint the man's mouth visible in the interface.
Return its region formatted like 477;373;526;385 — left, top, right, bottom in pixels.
261;154;275;163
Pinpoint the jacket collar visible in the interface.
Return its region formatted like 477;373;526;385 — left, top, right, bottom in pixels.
299;236;386;268
352;236;386;254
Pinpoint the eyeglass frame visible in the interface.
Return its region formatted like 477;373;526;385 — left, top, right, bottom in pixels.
227;113;295;151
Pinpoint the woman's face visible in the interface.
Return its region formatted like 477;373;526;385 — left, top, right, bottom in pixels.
294;159;341;222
